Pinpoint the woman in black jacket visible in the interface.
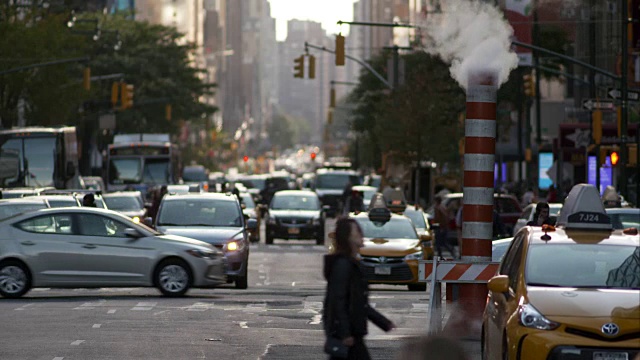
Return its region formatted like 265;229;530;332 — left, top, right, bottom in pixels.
323;218;395;359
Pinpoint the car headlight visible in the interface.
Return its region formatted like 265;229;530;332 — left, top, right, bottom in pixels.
404;251;423;260
225;235;245;252
186;249;219;259
518;303;559;330
132;216;141;223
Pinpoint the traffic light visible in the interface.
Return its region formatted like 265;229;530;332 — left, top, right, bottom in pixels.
329;88;336;108
243;155;249;162
83;67;91;91
335;34;345;66
310;152;316;161
111;82;119;107
610;151;620;166
165;104;172;121
523;73;535;97
308;55;316;79
592;110;602;145
293;55;304;78
120;82;134;109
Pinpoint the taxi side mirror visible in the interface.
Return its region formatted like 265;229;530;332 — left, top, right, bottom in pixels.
487;275;509;293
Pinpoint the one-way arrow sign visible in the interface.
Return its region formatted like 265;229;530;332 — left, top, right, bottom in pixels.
607;87;640;101
582;99;615;111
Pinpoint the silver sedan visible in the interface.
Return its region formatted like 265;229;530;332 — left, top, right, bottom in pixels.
0;207;226;298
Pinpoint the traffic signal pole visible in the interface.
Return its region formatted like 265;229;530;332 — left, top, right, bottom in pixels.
303;42;392;89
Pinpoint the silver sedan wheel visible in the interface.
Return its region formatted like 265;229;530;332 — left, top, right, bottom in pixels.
159;264;188;293
0;266;27;295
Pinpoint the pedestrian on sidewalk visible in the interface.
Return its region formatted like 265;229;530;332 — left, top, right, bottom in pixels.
527;202;553;227
323;218;395;359
434;196;456;259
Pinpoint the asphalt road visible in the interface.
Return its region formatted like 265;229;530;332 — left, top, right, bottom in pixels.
0;219;481;360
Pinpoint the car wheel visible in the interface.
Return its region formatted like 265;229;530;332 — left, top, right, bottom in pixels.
407;283;427;292
0;260;31;298
155;259;192;297
235;266;248;290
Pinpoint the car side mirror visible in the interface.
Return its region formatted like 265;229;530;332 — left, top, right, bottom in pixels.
241;203;247;209
143;217;153;227
246;218;258;230
487;275;509;293
124;228;142;238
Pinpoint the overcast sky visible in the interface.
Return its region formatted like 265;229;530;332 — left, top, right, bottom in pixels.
268;0;356;41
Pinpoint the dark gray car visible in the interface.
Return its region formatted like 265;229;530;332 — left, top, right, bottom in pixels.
155;193;256;289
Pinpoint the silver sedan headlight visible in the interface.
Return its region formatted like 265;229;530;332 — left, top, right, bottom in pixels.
186;249;219;259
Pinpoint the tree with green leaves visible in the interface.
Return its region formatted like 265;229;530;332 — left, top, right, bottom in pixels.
348;51;466;172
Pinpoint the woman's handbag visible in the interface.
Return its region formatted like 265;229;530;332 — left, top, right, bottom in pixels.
324;336;348;358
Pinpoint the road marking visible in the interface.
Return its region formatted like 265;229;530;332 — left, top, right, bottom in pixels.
370;295;395;299
154;310;170;316
239;321;249;329
32;288;50;291
53;357;64;360
292;245;303;250
92;324;101;329
14;303;34;311
412;303;428;312
70;340;85;346
300;301;322;314
309;314;322;325
107;309;117;314
132;302;156;311
74;300;104;310
244;303;266;312
291;282;295;287
186;302;211;311
259;275;266;279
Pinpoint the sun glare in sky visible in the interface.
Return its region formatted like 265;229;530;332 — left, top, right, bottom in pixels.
268;0;356;41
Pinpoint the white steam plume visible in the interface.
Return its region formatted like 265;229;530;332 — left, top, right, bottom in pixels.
419;0;519;90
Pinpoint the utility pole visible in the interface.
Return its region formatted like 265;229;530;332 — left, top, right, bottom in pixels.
589;0;600;192
619;0;629;199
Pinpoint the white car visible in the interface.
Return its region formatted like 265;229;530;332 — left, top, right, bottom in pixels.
0;207;226;298
512;203;563;236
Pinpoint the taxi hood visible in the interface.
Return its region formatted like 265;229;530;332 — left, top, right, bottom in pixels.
528;287;640;318
360;238;421;257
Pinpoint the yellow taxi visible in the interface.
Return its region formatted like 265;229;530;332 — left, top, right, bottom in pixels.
349;194;431;291
482;184;640;360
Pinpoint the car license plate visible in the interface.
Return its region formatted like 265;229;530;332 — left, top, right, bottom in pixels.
288;227;300;235
594;352;628;360
374;266;391;275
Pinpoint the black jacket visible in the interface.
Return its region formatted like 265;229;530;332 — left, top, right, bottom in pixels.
322;254;392;339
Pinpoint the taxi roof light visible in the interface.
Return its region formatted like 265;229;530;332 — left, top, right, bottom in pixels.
367;193;392;223
556;184;612;231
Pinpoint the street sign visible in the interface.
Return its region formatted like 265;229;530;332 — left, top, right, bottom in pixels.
607;87;640;101
582;99;615;111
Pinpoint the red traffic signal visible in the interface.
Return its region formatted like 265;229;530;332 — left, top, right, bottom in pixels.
310;152;316;160
243;155;249;162
610;151;619;166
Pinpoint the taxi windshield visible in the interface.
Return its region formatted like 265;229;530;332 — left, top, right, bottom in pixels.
526;244;640;289
271;195;319;210
404;210;426;228
355;217;418;239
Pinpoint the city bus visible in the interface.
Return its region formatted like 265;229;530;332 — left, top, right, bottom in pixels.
106;134;181;197
0;127;79;189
